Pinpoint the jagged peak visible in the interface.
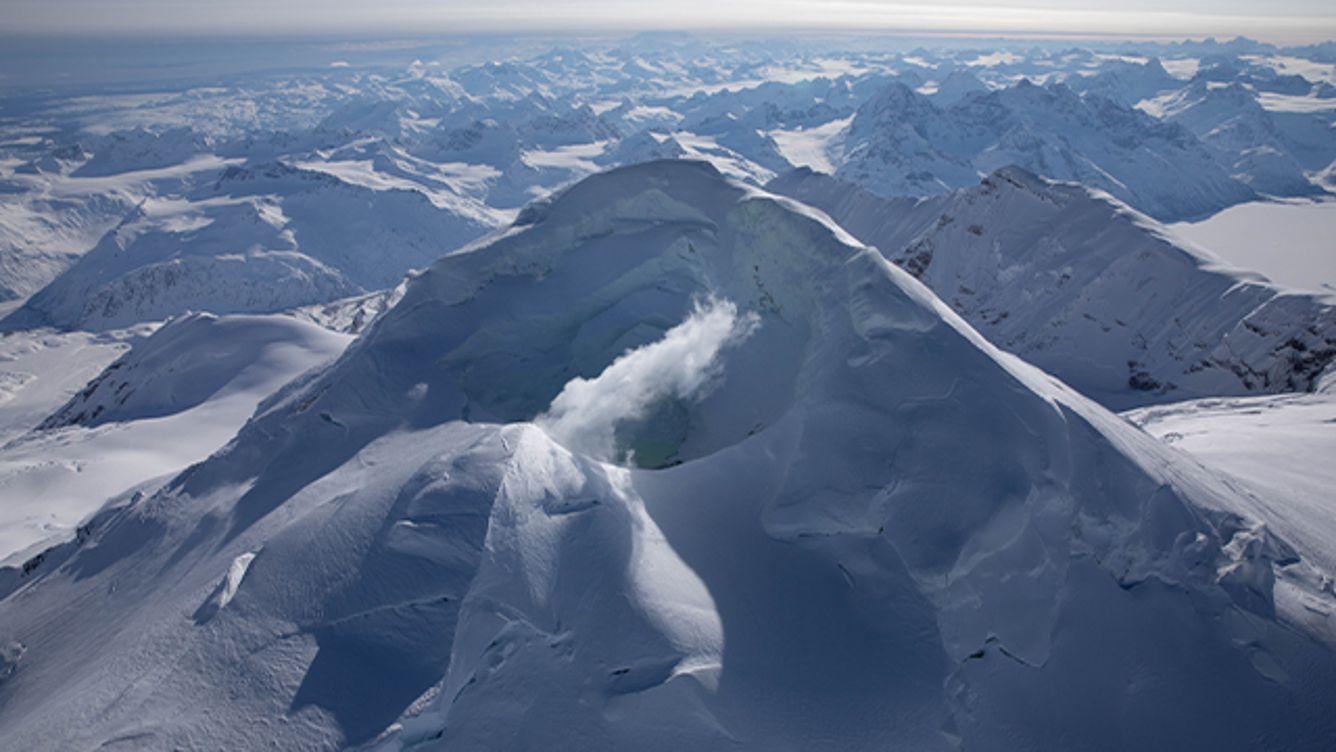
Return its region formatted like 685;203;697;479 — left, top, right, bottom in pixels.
981;164;1062;196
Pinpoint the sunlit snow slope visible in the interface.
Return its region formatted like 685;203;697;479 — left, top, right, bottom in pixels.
1124;376;1336;644
0;313;351;573
770;165;1336;410
0;161;1333;751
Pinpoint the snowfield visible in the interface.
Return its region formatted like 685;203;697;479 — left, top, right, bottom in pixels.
0;313;351;567
1125;381;1336;640
1171;198;1336;292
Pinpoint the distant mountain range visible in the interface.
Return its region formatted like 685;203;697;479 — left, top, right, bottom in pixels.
2;36;1336;752
4;35;1334;329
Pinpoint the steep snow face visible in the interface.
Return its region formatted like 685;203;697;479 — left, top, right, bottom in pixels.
1122;376;1336;650
36;312;347;431
770;166;1336;410
834;81;981;197
0;190;127;304
3;162;496;331
283;281;409;336
1;161;1334;751
927;69;990;108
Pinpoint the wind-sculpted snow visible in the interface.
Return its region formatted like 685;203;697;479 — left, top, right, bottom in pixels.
1124;386;1336;643
1;160;1334;750
770;165;1336;410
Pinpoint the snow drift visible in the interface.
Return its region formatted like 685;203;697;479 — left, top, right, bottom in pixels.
0;160;1333;751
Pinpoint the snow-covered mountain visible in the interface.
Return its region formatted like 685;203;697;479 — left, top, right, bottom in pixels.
3;162;497;331
0;145;201;307
74;127;219;178
0;312;351;570
1;161;1332;750
1158;81;1326;198
1066;56;1182;108
6;34;1335;328
2;35;1336;752
833;79;1259;222
769;166;1336;409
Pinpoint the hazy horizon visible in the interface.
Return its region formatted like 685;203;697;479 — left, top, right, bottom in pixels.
2;28;1332;91
2;0;1333;47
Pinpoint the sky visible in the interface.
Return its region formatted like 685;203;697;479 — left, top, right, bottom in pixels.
2;0;1334;46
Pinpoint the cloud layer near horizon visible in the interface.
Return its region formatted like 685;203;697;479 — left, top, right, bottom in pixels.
4;0;1334;45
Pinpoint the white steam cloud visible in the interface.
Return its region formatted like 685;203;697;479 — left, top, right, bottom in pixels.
536;298;759;463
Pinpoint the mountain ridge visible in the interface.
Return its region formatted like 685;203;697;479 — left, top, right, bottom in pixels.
769;164;1336;410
